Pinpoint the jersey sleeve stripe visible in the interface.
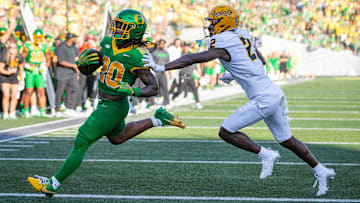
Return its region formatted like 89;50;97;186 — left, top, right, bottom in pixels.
130;67;150;75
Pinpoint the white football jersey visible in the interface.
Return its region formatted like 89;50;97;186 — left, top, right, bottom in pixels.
208;28;276;99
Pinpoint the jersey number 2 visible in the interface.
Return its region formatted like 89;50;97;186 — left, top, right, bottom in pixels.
238;36;257;61
100;56;125;89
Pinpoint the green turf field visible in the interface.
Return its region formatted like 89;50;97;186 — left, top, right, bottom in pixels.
0;78;359;202
0;117;61;130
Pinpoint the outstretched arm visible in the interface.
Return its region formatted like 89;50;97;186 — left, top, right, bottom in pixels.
143;48;230;72
165;48;230;71
134;69;159;97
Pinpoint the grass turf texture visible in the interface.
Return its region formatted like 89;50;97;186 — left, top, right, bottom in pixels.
0;77;359;202
0;117;61;130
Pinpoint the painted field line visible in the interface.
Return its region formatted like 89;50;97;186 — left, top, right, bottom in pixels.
32;135;76;138
168;126;360;131
0;124;81;143
45;132;77;135
0;117;77;134
0;193;359;202
0;149;19;151
181;117;360;121
286;96;360;100
0;145;34;148
8;141;49;144
196;110;360;114
22;138;360;145
0;158;358;166
220;100;360;104
210;104;360;108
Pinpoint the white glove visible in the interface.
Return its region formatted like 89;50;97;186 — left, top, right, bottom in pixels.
220;72;234;84
142;53;165;73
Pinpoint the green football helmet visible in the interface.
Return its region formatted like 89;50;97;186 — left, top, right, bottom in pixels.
108;9;147;45
33;28;44;45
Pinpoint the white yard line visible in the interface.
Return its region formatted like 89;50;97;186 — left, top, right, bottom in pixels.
0;117;78;134
210;104;360;108
8;141;49;144
0;193;359;202
20;138;360;145
286;96;360;100
221;100;360;104
196;109;360;114
0;145;34;148
174;126;360;131
0;158;358;166
0;149;19;151
0;124;81;143
45;132;77;135
181;117;360;121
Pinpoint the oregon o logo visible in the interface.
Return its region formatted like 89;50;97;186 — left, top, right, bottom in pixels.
134;14;144;25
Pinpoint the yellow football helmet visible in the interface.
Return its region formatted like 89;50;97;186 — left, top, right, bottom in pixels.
204;5;239;37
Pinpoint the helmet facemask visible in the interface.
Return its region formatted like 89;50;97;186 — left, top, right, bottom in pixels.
203;17;222;37
109;17;136;45
33;35;44;45
108;10;147;47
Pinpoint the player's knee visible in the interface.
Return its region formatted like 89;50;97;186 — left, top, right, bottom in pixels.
108;132;127;145
280;136;295;148
74;131;93;150
108;137;126;145
218;127;231;140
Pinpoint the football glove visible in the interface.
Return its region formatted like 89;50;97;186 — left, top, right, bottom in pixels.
142;53;165;73
76;49;100;68
220;72;234;84
117;82;141;96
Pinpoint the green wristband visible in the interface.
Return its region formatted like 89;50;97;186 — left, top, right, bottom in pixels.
132;87;141;97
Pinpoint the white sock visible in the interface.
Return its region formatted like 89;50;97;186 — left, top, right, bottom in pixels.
51;176;61;189
313;163;326;175
151;117;162;127
257;146;271;159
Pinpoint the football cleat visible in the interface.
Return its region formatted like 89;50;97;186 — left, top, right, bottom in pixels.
27;175;57;198
155;107;185;129
259;149;280;179
23;110;31;119
313;168;336;196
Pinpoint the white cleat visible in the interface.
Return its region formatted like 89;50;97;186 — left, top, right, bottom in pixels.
313;168;336;196
259;149;280;179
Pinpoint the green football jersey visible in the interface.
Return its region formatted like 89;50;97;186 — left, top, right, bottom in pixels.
99;36;150;97
24;42;48;66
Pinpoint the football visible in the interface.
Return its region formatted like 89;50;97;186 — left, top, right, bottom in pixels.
78;49;102;75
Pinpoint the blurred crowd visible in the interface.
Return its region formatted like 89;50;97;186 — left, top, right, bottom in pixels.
1;0;359;53
0;0;358;119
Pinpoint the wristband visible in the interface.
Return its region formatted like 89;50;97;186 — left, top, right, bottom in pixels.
132;87;141;97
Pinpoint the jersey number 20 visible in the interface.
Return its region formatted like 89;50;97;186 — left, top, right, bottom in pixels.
238;36;257;61
100;56;125;89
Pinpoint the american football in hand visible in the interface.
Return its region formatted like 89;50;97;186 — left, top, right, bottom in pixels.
78;49;102;75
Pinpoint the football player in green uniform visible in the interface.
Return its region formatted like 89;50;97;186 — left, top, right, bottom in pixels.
27;9;185;198
21;28;51;118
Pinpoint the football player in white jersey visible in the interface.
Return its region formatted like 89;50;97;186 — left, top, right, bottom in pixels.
143;5;335;196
